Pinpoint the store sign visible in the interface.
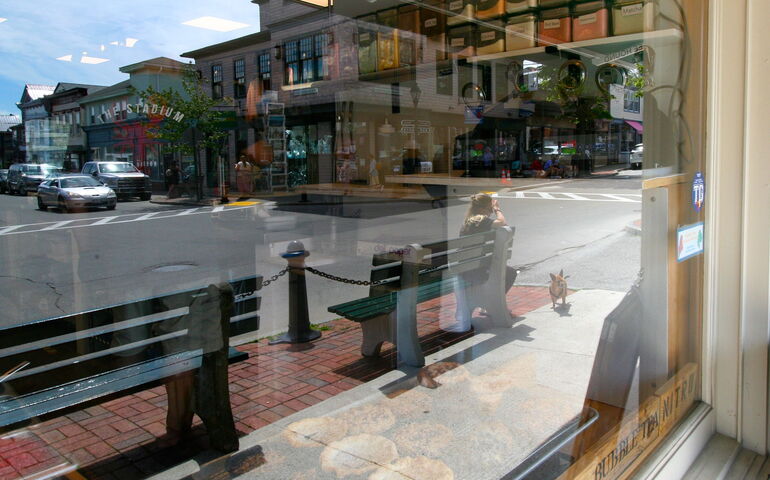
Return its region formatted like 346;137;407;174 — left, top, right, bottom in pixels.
692;172;705;212
399;120;434;135
100;101;185;124
593;44;651;66
562;363;698;480
677;222;704;262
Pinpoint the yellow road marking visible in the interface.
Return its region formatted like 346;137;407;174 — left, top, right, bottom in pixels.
227;201;260;207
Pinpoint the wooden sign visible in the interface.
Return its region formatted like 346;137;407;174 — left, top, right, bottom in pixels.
560;363;699;480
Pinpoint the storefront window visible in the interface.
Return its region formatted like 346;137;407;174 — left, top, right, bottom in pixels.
0;0;709;478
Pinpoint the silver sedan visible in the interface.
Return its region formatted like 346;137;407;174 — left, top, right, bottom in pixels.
37;175;117;212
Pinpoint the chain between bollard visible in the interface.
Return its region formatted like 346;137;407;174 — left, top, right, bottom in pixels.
305;266;382;286
305;264;447;286
260;266;290;289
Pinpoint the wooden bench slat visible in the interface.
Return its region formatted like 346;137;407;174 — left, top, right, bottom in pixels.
422;230;495;254
0;347;246;432
425;244;494;269
0;308;187;360
370;264;404;283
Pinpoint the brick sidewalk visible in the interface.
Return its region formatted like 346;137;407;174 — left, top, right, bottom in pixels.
0;286;553;480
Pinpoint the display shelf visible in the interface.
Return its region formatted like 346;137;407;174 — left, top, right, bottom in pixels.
468;28;683;64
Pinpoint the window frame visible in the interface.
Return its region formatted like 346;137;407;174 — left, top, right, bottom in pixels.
258;51;271;93
211;64;224;99
284;32;329;86
233;58;246;98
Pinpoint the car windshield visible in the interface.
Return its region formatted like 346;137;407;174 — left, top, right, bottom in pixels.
100;163;138;173
60;177;102;188
24;165;56;174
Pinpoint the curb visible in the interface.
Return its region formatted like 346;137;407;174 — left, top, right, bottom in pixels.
625;219;642;236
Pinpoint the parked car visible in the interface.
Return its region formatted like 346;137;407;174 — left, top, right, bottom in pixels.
81;161;152;200
0;169;8;194
7;163;61;195
630;143;644;170
36;174;117;212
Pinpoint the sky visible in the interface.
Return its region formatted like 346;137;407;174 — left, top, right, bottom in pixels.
0;0;261;115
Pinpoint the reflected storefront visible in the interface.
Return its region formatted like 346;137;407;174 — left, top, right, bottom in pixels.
0;0;768;479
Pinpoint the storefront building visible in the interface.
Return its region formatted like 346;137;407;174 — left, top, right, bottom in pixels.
79;57;188;185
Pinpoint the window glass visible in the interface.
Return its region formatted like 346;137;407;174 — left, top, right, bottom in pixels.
0;1;708;479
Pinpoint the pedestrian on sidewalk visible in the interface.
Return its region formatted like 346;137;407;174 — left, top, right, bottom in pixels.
165;162;181;199
235;154;254;198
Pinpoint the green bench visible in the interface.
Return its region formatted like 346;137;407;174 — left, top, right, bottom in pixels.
328;227;515;367
0;275;262;452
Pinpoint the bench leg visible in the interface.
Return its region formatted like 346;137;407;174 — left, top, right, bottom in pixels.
195;350;239;453
360;314;391;357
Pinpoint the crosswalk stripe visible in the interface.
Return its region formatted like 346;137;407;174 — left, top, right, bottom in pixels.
0;225;23;235
91;216;117;226
132;212;158;222
493;192;641;203
40;221;74;231
601;194;638;202
0;204;259;237
562;193;587;200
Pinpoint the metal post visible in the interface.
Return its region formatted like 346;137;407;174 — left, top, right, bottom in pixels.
269;240;321;345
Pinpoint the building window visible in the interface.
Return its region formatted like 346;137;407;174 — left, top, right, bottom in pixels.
234;59;246;98
284;33;328;85
258;52;271;92
212;64;223;99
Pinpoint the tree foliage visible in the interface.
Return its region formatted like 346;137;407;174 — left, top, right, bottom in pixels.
129;66;231;156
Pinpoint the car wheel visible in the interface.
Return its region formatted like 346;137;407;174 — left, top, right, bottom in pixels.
58;196;70;213
140;192;151;201
107;203;116;210
37;195;47;211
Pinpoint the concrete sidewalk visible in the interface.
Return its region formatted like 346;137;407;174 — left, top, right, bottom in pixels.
157;289;624;480
0;286;624;480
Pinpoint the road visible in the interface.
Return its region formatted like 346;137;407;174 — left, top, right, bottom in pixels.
0;176;642;337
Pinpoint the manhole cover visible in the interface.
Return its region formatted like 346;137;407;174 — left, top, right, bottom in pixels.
150;263;197;273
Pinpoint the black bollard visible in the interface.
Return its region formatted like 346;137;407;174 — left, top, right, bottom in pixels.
269;240;322;345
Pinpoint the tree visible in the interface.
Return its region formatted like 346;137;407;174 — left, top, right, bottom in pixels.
130;65;232;200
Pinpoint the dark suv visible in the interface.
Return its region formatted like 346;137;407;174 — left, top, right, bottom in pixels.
81;161;152;200
7;163;60;195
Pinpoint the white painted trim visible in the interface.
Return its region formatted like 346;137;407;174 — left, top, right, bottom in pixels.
634;404;715;479
706;0;747;442
739;0;770;455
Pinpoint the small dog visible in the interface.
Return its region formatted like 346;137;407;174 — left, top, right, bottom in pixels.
549;269;569;308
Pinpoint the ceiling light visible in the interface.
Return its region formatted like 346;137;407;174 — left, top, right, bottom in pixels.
56;55;73;62
81;56;109;65
182;16;250;32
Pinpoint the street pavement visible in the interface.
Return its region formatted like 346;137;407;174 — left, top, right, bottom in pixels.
0;175;642;336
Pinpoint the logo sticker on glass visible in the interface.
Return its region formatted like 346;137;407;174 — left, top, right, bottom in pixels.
692;171;705;212
677;222;704;262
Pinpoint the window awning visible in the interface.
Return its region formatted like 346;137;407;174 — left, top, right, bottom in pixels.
626;120;643;133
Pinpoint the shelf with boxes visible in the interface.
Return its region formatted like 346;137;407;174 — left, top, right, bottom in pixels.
468;27;682;65
355;0;662;75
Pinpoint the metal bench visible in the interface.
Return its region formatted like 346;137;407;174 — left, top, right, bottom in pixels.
0;275;262;452
328;227;514;367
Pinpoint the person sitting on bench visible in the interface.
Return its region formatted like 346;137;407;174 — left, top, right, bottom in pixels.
459;193;518;313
